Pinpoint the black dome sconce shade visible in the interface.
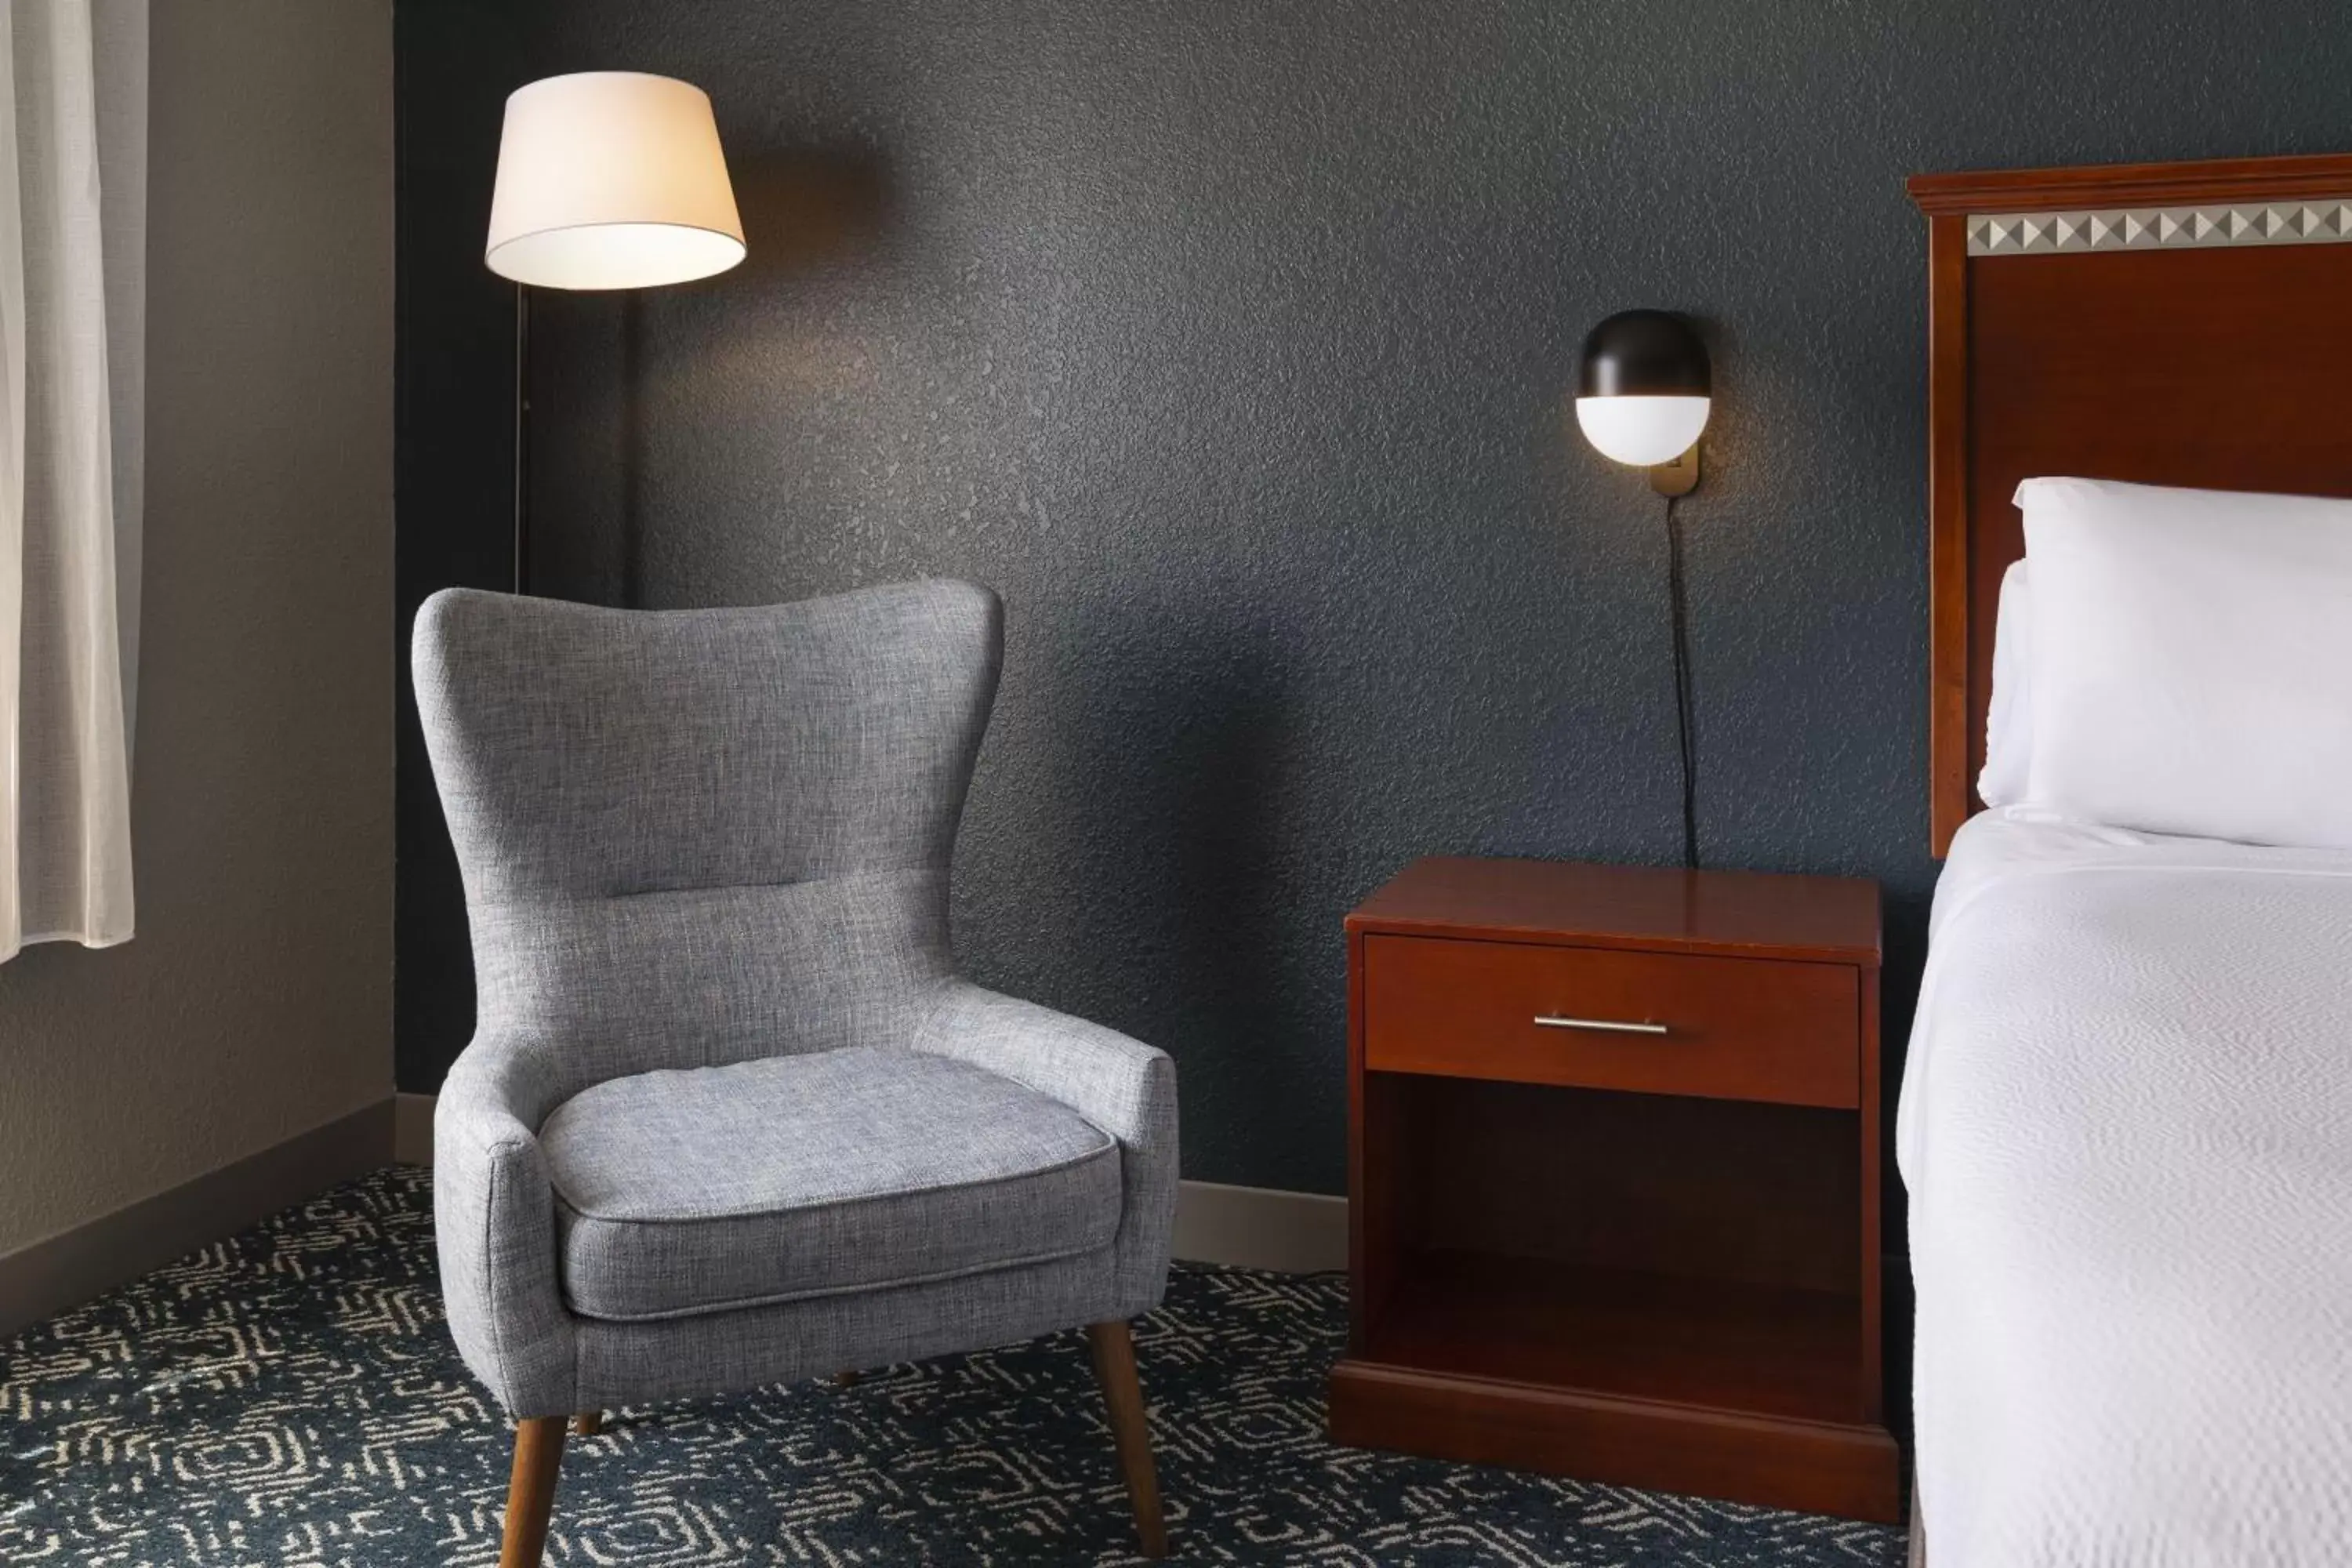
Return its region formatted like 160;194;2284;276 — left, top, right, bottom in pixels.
1576;310;1711;496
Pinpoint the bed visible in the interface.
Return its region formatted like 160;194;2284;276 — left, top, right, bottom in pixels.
1899;154;2352;1566
1901;809;2352;1564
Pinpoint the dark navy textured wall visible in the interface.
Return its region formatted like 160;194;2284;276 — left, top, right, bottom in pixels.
395;0;2352;1203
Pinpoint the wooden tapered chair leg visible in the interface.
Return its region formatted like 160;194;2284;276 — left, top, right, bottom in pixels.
1086;1319;1168;1559
500;1416;568;1568
572;1410;604;1436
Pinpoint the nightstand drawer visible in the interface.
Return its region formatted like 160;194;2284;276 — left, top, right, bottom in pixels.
1361;935;1858;1109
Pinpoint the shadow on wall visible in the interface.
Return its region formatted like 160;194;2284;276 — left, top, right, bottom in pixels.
1169;631;1301;1121
731;148;892;283
973;601;1323;1184
524;143;895;606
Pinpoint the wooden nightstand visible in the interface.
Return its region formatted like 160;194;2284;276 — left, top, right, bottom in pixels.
1327;856;1900;1522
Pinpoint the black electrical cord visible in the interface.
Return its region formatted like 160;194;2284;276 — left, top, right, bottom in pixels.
1664;495;1699;869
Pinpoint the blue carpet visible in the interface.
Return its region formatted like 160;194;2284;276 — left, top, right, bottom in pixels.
0;1167;1905;1564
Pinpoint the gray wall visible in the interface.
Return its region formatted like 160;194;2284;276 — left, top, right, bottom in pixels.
395;0;2351;1200
0;3;394;1257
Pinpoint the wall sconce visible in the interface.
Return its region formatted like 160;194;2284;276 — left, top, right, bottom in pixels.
1576;308;1712;868
1575;310;1710;497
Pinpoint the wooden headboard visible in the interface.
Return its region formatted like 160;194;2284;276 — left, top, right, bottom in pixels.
1905;154;2352;855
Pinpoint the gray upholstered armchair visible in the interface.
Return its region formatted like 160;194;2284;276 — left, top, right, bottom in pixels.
412;581;1179;1565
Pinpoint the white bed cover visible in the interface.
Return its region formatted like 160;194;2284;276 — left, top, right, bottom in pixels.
1900;806;2352;1567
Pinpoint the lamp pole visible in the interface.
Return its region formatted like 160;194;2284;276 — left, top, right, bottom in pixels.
512;281;531;596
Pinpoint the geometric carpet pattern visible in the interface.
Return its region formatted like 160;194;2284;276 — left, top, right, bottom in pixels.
1;1167;1907;1565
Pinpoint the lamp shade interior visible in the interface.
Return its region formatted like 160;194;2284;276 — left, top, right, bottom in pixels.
1575;395;1711;467
489;223;744;292
486;71;745;291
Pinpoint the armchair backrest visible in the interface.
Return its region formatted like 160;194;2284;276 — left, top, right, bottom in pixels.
414;581;1001;1085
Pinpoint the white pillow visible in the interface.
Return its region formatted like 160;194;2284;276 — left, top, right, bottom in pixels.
2017;476;2352;849
1977;560;2032;808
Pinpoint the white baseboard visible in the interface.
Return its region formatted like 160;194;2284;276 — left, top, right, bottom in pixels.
391;1091;1347;1274
1172;1179;1347;1273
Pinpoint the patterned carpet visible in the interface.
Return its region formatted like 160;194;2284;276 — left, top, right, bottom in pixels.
1;1167;1905;1565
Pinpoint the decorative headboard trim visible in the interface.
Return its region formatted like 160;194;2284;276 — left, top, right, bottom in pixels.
1967;202;2352;256
1905;153;2352;855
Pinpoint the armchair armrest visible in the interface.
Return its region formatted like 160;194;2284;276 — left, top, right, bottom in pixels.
433;1033;579;1418
913;982;1179;1315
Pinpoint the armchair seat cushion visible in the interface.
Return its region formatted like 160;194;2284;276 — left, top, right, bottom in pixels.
540;1046;1123;1323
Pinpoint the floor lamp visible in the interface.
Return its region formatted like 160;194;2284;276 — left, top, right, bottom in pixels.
484;71;746;596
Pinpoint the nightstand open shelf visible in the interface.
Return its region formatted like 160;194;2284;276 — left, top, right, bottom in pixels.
1329;858;1900;1523
1371;1250;1863;1426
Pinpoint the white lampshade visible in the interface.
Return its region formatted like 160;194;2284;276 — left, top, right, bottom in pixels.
1573;395;1711;468
486;72;745;290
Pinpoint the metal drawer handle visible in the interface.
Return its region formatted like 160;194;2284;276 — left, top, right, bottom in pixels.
1534;1014;1669;1036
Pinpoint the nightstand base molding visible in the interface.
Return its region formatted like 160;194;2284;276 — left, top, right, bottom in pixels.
1327;1358;1902;1523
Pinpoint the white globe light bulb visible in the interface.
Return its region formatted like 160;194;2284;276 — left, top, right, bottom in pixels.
1574;395;1711;468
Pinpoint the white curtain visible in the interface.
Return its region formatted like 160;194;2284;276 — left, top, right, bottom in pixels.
0;0;144;962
